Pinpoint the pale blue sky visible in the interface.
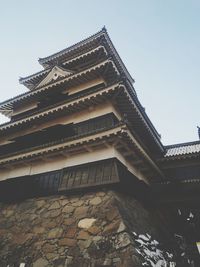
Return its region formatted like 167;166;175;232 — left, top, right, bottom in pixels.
0;0;199;145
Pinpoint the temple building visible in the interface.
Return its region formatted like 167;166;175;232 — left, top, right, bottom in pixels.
0;28;199;266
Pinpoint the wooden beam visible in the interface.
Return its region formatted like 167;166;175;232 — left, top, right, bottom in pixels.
102;141;112;148
60;151;70;158
84;145;93;152
40;156;54;162
2;164;15;170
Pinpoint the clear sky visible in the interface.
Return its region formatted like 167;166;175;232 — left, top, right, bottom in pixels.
0;0;199;145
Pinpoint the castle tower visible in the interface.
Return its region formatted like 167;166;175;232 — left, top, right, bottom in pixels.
0;28;164;199
0;29;199;266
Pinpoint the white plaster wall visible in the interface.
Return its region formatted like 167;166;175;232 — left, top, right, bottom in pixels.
0;147;148;183
0;102;122;145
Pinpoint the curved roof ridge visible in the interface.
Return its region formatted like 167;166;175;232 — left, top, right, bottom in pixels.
165;140;200;149
0;58;112;109
19;68;50;84
102;30;134;84
19;45;106;87
38;28;106;65
165;140;200;157
38;28;135;84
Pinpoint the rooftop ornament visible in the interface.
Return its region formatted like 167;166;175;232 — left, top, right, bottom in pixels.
197;126;200;140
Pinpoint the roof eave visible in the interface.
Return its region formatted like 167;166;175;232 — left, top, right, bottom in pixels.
38;28;135;84
19;68;50;89
38;28;106;66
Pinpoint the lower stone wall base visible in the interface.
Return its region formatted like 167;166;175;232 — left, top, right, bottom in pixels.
0;190;186;266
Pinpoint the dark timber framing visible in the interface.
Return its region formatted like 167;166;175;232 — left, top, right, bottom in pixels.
0;27;199;204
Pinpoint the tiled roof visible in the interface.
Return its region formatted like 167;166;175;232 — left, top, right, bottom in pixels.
19;45;107;89
0;59;116;113
165;141;200;157
38;28;135;84
38;28;105;65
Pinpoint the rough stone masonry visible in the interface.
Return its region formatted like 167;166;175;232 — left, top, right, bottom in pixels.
0;190;178;266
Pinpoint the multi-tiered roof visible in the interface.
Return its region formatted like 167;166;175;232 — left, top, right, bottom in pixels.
0;28;199;201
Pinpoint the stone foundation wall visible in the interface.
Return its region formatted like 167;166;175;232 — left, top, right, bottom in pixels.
0;190;180;266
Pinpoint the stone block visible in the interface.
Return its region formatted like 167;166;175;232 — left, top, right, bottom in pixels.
43;220;57;228
77;230;90;240
78;218;96;229
74;206;89;219
58;238;77;247
72;200;84;207
42;243;57;253
47;227;63;239
46;252;58;260
106;207;119;221
33;258;49;267
33;226;46;234
48;201;60;210
115;232;131;249
78;239;92;250
59;199;70;206
63;218;76;226
87;225;101;235
3;209;14;217
12;233;33;245
117;221;126;233
103;220;120;235
89;197;102;206
43;209;61;218
66;226;77;238
36;200;46;208
62;205;75;213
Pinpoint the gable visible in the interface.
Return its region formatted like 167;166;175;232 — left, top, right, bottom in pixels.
36;66;73;88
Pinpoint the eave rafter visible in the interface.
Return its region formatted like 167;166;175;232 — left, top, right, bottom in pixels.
0;59;119;119
0;58;119;118
114;85;164;152
38;29;107;67
62;45;108;67
19;45;108;89
19;69;50;89
38;28;134;84
0;125;124;165
0;82;122;131
35;65;74;89
0;81;164;157
120;128;165;179
0;124;164;181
